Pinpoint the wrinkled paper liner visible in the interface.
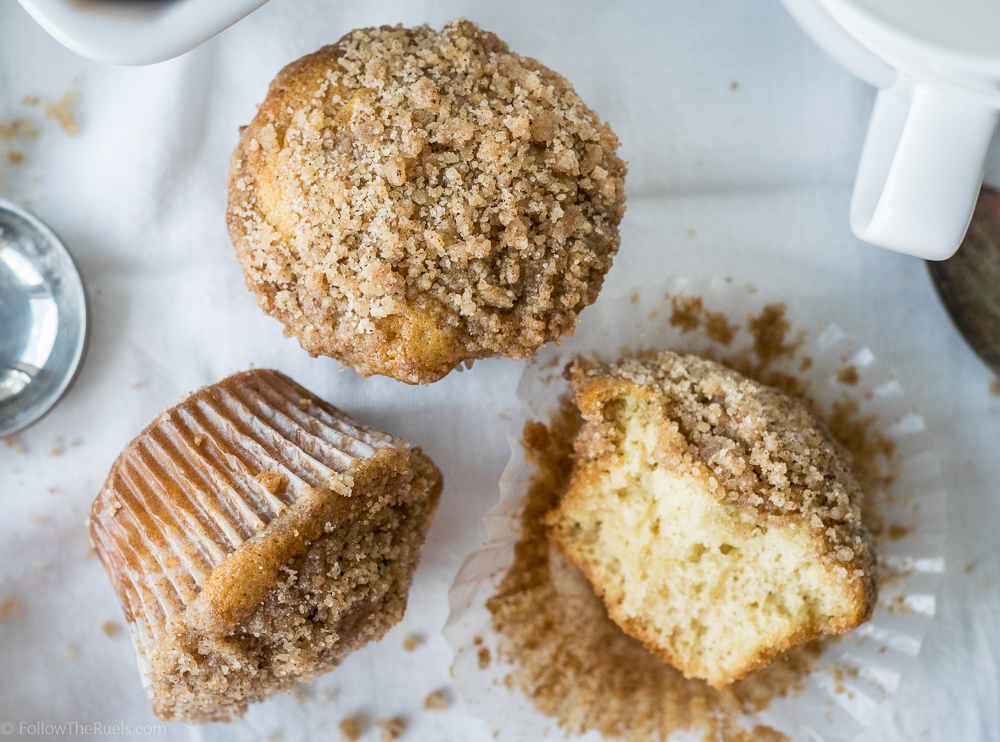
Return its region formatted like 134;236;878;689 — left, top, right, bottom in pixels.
445;277;946;741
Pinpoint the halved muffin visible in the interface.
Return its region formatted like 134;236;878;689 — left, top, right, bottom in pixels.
544;353;876;688
89;369;441;722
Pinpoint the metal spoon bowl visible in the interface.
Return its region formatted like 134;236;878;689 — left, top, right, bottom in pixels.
0;199;87;437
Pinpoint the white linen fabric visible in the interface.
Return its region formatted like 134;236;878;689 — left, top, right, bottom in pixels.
0;1;997;740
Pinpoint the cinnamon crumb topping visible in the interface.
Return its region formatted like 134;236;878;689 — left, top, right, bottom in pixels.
228;19;626;384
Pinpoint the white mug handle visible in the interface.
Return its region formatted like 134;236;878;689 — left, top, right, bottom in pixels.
851;80;1000;260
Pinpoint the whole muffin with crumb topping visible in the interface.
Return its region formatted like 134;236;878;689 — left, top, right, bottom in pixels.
228;19;627;384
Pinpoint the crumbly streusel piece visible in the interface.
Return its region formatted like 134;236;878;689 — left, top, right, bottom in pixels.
89;370;442;722
227;19;627;384
544;353;876;687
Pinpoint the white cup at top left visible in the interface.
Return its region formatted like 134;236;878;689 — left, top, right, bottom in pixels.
16;0;271;66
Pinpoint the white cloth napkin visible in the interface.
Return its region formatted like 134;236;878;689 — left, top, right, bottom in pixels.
1;1;998;740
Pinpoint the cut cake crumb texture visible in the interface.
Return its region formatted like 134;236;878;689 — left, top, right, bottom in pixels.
227;19;627;384
545;353;876;687
89;369;442;723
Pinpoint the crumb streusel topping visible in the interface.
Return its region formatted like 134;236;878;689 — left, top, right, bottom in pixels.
566;353;873;569
228;19;627;383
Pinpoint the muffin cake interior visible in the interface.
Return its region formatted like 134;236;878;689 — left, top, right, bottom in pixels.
545;354;876;688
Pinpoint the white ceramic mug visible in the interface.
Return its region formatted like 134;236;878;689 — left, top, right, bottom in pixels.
17;0;270;66
782;0;1000;260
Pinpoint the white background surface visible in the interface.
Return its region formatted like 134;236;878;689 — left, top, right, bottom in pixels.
0;1;997;740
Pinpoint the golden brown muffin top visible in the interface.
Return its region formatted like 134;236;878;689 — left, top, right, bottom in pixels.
565;353;875;573
228;19;627;384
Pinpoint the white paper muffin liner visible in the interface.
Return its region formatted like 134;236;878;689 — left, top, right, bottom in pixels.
445;276;946;742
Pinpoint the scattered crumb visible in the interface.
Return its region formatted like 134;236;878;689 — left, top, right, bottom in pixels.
266;733;281;742
48;487;60;494
320;689;338;706
687;227;697;236
0;118;37;141
990;379;1000;396
747;284;757;294
4;436;26;454
44;91;79;136
477;647;491;669
730;81;739;90
836;366;859;385
887;524;914;541
669;295;704;333
376;717;406;741
704;310;738;345
424;689;450;711
473;635;483;646
71;438;82;447
50;437;64;456
0;595;22;621
751;726;790;742
339;716;365;741
403;634;421;652
965;562;975;574
131;381;144;389
101;621;119;637
886;595;912;615
35;561;50;570
67;643;80;661
799;357;813;372
30;514;49;524
631;291;640;304
748;303;802;369
22;95;38;106
8;150;24;164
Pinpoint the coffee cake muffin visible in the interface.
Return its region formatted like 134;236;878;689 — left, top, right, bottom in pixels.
227;19;627;384
544;353;876;688
89;369;442;722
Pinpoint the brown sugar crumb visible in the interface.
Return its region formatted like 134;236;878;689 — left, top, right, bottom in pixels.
965;562;976;574
749;303;802;369
376;716;406;741
8;151;24;165
669;295;703;333
731;81;740;91
23;95;39;106
799;356;813;372
837;365;860;385
477;647;491;669
228;20;627;385
424;689;449;710
488;407;829;741
339;715;365;741
705;310;738;345
990;379;1000;396
0;118;37;141
101;621;119;637
45;91;79;136
67;643;80;661
266;733;280;742
402;634;420;652
0;595;23;621
4;436;26;454
886;595;912;615
887;523;915;541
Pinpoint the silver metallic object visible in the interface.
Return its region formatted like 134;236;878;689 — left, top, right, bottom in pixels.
0;199;87;437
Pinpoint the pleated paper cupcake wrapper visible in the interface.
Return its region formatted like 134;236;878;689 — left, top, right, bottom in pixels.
89;369;398;685
445;277;946;742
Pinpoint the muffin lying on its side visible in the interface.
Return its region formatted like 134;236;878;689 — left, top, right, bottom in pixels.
228;19;627;384
89;370;442;722
544;353;876;688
